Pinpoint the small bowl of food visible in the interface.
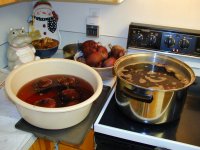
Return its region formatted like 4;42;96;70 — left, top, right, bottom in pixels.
74;40;126;80
32;37;59;58
62;43;82;59
5;58;103;129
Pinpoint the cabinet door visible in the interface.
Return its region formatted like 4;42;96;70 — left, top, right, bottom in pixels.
0;0;124;6
0;0;17;6
97;0;124;3
55;0;124;4
0;0;30;7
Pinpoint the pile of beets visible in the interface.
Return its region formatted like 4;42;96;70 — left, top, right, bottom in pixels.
78;40;126;68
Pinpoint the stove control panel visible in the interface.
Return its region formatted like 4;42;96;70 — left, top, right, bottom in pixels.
127;22;200;57
128;28;162;50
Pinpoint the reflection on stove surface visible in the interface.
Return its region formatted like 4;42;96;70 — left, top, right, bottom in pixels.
99;77;200;147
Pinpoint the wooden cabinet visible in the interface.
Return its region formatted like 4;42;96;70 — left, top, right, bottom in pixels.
0;0;29;7
96;0;124;4
0;0;124;7
48;0;124;4
0;0;18;6
29;129;95;150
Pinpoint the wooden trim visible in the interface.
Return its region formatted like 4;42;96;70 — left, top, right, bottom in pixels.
47;0;124;5
0;0;124;7
0;0;30;7
0;0;18;6
29;130;95;150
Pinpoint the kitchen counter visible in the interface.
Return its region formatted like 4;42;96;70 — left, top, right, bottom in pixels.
0;71;36;150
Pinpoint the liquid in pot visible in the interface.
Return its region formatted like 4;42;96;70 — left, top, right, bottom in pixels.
118;63;189;90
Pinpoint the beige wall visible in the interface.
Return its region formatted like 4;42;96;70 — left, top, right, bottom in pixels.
0;2;32;44
0;0;200;68
52;0;200;38
1;0;200;43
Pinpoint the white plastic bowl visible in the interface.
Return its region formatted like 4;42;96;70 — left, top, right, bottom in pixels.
5;58;103;129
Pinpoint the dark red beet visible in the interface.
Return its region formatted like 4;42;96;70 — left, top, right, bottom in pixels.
62;89;80;100
97;45;108;60
103;57;116;67
86;52;103;67
35;78;53;88
110;45;125;59
82;40;98;57
57;76;77;87
34;98;56;108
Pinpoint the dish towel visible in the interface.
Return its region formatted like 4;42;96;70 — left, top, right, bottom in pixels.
0;88;34;150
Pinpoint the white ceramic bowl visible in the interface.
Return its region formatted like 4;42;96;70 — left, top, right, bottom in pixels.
5;58;103;129
74;51;114;80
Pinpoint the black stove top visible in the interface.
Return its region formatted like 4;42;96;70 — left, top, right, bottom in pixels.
99;77;200;147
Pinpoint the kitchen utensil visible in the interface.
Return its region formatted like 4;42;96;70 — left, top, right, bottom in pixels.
114;53;195;124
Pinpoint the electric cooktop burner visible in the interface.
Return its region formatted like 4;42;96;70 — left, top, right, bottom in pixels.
98;76;200;148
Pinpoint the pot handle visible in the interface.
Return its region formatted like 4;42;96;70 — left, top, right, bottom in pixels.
121;87;153;103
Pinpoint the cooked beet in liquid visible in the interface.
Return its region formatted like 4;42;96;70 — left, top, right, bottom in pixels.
118;63;189;90
17;75;94;108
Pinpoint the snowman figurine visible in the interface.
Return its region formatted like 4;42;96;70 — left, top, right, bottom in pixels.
29;0;60;42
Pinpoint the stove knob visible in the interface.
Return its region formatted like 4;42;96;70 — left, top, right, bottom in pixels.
179;38;190;49
164;36;175;48
135;33;144;43
147;34;157;46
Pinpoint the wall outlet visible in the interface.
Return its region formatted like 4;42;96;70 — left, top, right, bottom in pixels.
86;25;99;37
86;16;100;37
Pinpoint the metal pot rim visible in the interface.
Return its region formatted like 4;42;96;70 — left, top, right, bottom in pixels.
114;53;196;92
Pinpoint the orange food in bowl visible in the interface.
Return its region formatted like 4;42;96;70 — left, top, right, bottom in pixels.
32;37;59;50
32;37;59;58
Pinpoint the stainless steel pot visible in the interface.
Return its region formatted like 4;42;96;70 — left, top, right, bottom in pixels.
114;53;195;124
